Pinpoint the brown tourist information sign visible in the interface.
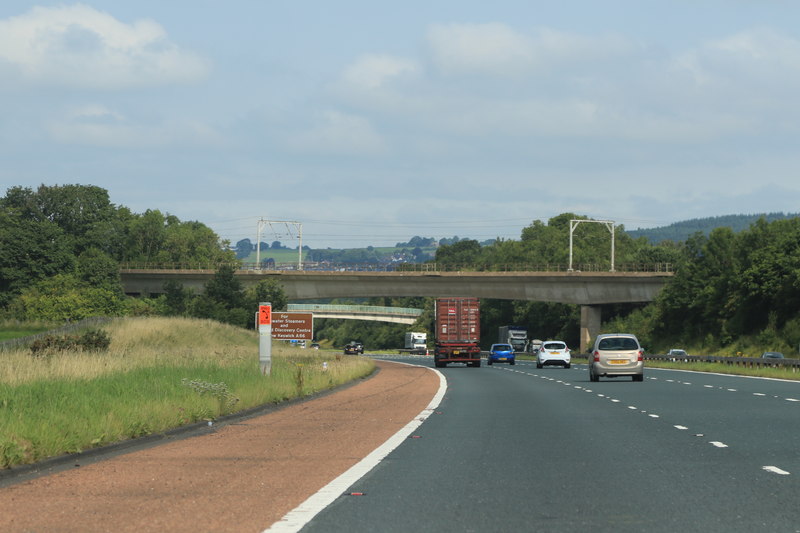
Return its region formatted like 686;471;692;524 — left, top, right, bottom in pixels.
271;312;314;340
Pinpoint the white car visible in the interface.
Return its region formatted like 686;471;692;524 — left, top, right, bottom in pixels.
536;341;571;368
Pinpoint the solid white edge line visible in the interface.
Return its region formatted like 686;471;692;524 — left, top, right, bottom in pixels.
649;366;800;383
263;362;447;533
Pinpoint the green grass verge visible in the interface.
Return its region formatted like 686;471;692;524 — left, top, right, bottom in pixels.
642;359;800;380
0;317;374;469
0;321;56;342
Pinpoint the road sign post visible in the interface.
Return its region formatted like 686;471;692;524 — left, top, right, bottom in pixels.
258;302;272;375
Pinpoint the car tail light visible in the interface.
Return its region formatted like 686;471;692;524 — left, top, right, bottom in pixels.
637;350;643;361
593;350;600;362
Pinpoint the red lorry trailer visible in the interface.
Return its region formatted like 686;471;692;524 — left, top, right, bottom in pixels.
434;297;481;368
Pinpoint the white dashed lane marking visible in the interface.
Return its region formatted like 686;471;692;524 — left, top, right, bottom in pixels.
505;365;799;477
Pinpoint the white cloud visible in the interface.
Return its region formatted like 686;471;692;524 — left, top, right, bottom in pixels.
0;4;209;89
325;23;800;146
427;22;537;76
425;23;634;77
341;54;419;90
672;27;800;90
285;110;387;156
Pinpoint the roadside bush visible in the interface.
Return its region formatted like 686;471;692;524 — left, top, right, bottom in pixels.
79;329;111;352
181;378;240;414
0;437;29;468
29;329;111;356
782;317;800;352
29;335;73;356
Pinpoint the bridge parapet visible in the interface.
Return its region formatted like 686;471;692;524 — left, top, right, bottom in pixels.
120;267;672;305
119;262;675;273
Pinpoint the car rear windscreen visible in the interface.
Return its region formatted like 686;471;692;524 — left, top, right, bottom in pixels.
543;342;566;350
598;337;639;350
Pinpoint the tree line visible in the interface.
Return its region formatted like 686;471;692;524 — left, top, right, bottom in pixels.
0;184;284;328
2;184;797;355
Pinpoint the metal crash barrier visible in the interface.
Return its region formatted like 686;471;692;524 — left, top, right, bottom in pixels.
645;353;800;371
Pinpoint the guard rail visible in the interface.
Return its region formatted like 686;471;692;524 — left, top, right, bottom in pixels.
644;353;800;370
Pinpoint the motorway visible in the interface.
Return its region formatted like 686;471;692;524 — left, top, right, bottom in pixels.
297;356;800;532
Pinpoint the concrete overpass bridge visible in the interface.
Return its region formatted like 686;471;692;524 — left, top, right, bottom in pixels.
286;303;422;325
119;266;672;352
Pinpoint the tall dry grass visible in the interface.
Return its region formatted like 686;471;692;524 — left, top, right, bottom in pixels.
0;317;259;385
0;317;375;468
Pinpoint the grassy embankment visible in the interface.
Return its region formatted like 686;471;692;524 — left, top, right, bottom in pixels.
0;317;375;468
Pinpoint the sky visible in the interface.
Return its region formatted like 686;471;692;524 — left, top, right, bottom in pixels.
2;1;800;249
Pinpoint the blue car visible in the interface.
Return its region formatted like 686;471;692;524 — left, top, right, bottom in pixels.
488;343;516;365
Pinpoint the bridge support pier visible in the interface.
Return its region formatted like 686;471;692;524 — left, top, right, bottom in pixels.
580;305;601;354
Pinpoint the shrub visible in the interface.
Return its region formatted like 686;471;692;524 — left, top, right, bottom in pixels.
181;378;240;414
0;438;29;468
29;329;110;356
29;334;73;356
79;329;111;352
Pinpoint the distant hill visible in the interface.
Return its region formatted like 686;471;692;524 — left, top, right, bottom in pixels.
627;213;800;244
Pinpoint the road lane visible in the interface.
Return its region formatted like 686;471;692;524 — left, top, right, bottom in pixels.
577;365;800;477
302;358;800;532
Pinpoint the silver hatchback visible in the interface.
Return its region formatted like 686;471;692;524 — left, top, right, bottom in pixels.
589;333;644;382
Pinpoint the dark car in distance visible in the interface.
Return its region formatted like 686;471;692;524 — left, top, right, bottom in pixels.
344;342;364;355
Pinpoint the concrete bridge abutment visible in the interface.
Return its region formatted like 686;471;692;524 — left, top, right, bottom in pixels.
580;305;602;354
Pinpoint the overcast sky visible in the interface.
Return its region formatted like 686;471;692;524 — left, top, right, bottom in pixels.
2;1;799;249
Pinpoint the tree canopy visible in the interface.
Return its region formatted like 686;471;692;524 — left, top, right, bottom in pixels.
0;184;235;318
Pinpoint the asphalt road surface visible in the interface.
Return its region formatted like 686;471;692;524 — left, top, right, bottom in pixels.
300;357;800;533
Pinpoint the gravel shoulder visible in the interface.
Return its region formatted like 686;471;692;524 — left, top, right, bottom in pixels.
0;359;439;533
